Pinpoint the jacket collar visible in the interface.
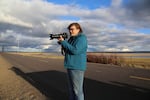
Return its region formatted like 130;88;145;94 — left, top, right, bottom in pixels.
71;32;82;38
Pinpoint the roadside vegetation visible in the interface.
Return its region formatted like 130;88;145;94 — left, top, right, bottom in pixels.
87;53;124;65
5;52;150;69
87;53;150;69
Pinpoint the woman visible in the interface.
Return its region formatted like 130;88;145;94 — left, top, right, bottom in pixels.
58;22;87;100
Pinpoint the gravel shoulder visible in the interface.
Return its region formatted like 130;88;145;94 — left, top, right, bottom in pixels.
0;54;47;100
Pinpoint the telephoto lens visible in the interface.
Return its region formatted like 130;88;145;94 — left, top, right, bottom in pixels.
49;33;68;40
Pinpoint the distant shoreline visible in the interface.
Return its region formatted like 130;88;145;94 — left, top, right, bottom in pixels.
87;51;150;53
1;51;150;53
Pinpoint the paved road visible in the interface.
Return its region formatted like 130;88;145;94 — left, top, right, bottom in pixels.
1;53;150;100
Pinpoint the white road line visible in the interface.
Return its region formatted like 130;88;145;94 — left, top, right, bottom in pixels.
39;60;49;63
130;75;150;81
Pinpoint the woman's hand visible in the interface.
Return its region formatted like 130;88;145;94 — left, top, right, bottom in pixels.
58;35;64;41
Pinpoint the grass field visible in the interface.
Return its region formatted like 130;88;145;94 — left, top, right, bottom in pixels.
124;57;150;69
87;52;150;69
7;52;150;69
8;52;64;59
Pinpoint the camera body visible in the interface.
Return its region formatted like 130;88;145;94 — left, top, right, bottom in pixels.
49;32;68;40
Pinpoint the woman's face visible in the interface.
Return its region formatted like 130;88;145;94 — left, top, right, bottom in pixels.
69;25;80;36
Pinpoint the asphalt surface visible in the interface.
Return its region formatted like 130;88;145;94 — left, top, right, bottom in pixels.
1;53;150;100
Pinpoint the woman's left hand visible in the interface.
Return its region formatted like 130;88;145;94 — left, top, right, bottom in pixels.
58;35;64;41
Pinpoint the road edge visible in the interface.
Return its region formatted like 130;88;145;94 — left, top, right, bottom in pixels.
0;53;47;100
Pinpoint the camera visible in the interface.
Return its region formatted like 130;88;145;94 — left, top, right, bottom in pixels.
49;32;68;40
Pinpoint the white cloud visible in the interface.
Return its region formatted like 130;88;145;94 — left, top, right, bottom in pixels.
0;0;150;52
111;0;122;7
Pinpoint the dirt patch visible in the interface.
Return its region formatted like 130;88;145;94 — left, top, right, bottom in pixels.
9;52;64;59
0;54;47;100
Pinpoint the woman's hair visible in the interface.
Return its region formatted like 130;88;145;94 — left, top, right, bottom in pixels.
67;23;83;33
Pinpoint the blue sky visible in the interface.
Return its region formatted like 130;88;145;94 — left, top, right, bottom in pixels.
0;0;150;52
46;0;150;34
137;29;150;34
47;0;111;9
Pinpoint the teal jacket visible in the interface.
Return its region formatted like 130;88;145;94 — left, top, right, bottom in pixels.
60;33;87;71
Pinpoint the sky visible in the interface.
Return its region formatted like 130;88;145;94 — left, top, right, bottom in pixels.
0;0;150;52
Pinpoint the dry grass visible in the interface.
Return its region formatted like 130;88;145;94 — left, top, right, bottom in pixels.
123;58;150;69
87;54;124;66
87;53;150;69
7;52;150;69
9;52;64;59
